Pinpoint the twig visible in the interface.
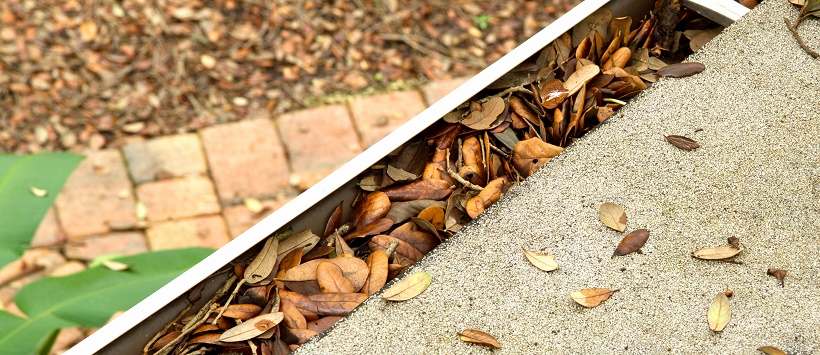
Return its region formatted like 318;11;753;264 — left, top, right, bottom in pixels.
784;17;820;59
384;239;399;259
211;278;246;325
446;168;484;191
488;143;510;159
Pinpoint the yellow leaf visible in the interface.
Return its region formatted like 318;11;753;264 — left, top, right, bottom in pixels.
30;186;48;197
692;246;744;260
599;202;627;232
707;292;731;332
458;329;501;349
522;248;559;271
218;312;283;342
570;288;619;308
381;271;432;301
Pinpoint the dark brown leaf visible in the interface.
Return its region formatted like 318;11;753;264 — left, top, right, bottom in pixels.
323;202;343;239
767;268;787;287
656;62;706;78
280;299;307;330
368;235;425;264
666;135;700;151
344;217;393;240
539;79;570;110
279;290;319;321
512;138;564;177
389;221;440;254
350;191;391;229
307;316;343;334
613;229;649;257
465;178;510;219
381;179;453;202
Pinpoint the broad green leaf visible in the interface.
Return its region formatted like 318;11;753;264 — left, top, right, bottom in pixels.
0;248;213;354
0;153;83;269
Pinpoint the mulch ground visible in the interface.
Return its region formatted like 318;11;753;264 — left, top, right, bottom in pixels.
0;0;580;153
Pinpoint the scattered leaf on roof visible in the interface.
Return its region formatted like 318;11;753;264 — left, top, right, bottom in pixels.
599;202;627;232
570;288;619;308
692;246;744;260
666;135;700;151
381;271;432;301
613;229;649;257
522;248;560;272
767;268;787;287
656;62;706;78
458;329;502;349
757;346;787;355
707;292;731;332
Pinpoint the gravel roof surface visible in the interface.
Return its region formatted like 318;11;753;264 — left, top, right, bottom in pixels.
297;1;820;353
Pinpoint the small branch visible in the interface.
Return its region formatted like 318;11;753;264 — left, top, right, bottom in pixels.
785;17;820;59
446;168;484;191
488;143;510;159
384;239;399;259
211;278;246;326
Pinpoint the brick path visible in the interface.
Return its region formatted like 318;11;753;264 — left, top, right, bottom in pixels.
31;77;469;264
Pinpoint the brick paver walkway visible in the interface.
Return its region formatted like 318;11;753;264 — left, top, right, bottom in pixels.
32;77;469;260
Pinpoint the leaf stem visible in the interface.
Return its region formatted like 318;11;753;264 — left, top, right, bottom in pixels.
784;17;820;59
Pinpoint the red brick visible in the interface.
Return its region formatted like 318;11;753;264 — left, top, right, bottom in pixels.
277;105;362;189
223;197;294;238
135;177;220;221
55;150;137;240
421;77;471;105
201;119;290;204
350;91;427;147
122;134;207;183
63;232;148;261
146;215;230;250
31;207;66;248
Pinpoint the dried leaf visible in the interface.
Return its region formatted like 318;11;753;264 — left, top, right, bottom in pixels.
458;329;502;349
30;186;48;197
218;304;263;320
350;191;391;229
390;222;439;254
461;97;506;130
609;16;632;46
666;135;700;151
219;312;284;342
280;299;307;330
278;230;320;263
563;64;600;96
465;178;510;219
368;235;425;264
692;246;744;260
307;292;368;316
603;47;631;70
459;136;486;186
572;7;612;47
362;250;389;295
522;248;559;271
381;179;453;202
316;261;357;293
245;237;278;284
300;245;333;262
79;21;98;42
334;233;355;256
656;62;706;78
599;202;627;232
571;288;618;308
416;205;445;230
343;217;393;240
539;79;569;109
767;268;787;287
282;257;368;291
101;260;130;271
613;229;649;257
279;290;319;321
385;200;446;224
382;271;432;301
707;292;731;332
757;346;787;355
512;138;563;177
387;141;428;182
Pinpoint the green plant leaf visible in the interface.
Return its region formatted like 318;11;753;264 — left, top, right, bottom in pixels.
0;248;213;354
0;153;83;269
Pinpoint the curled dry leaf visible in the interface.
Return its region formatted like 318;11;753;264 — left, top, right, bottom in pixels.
599;202;627;232
613;229;649;257
362;250;389;295
381;271;432;301
381;179;454;202
244;237;278;284
323;202;343;238
570;288;619;308
30;186;48;197
343;217;393;241
458;329;502;349
666;135;700;151
692;246;744;260
390;222;439;254
655;62;706;78
466;178;510;219
218;312;284;342
350;191;391;229
416;205;445;230
522;248;559;271
707;292;731;332
316;261;357;293
757;346;787;355
767;268;787;287
512;138;564;177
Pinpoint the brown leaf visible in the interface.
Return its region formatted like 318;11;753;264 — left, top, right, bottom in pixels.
368;235;425;265
599;202;627;232
459;136;486;186
767;268;787;287
390;222;439;254
281;327;319;345
509;96;540;125
458;329;502;349
307;292;368;316
282;257;368;292
609;16;632;47
602;47;631;70
563;64;600;96
307;316;343;334
334;233;354;256
466;178;510;219
666;135;700;151
362;250;389;295
656;62;706;78
245;237;278;284
219;312;284;342
381;179;453;202
316;261;357;293
280;299;307;330
343;217;393;240
300;245;334;262
707;292;731;332
692;246;744;260
323;202;343;239
757;346;787;355
278;229;320;264
461;97;505;130
539;79;569;110
381;271;432;301
613;229;649;257
727;236;740;248
217;304;262;320
279;290;319;321
597;106;615;122
522;248;559;271
350;191;391;229
387;141;428;182
570;288;619;308
385;200;447;224
416;205;445;230
512;138;563;177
